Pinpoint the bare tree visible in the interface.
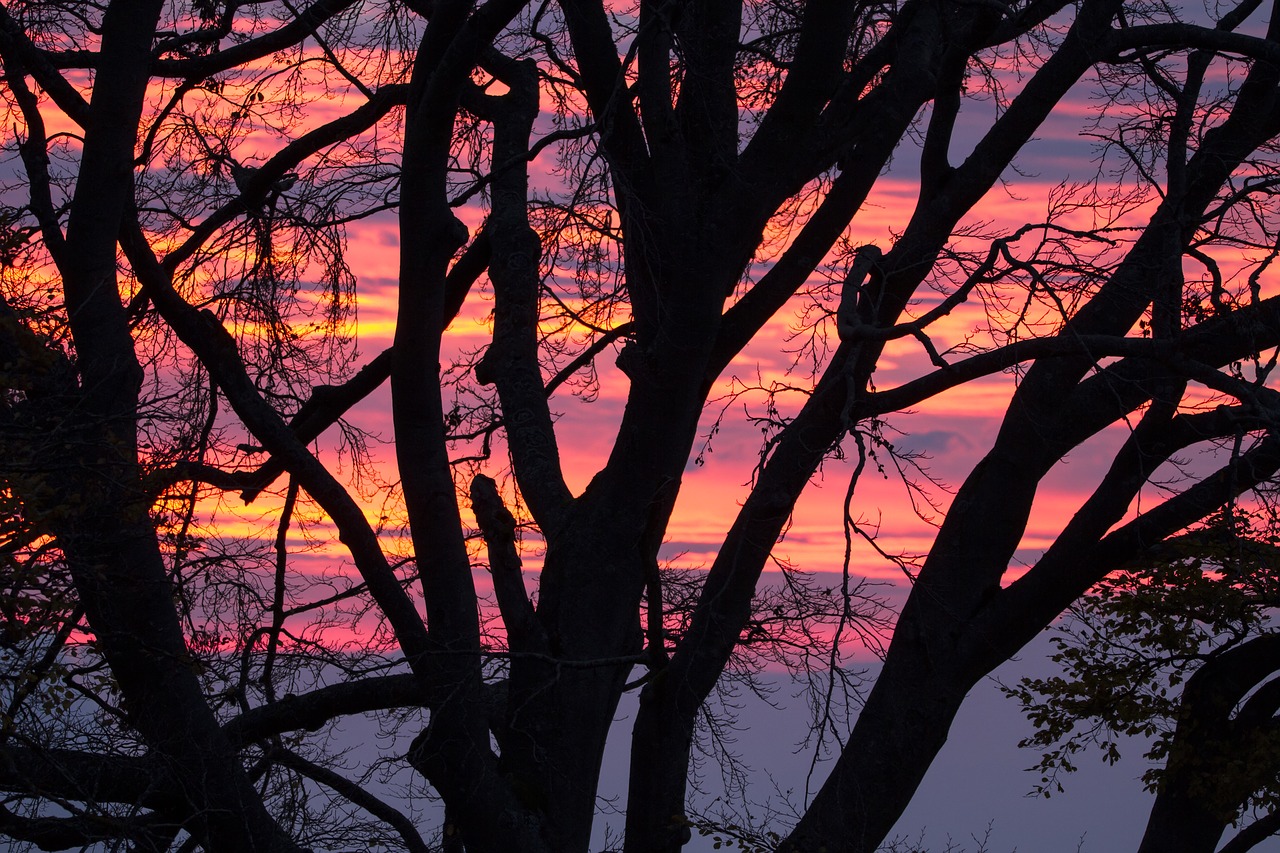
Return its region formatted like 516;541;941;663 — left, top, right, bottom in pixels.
2;1;1280;852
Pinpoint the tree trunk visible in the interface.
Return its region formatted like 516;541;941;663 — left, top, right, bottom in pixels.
1138;787;1228;853
782;618;975;852
48;1;303;849
502;527;646;851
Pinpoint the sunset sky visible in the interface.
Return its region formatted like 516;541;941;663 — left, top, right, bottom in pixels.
240;86;1152;649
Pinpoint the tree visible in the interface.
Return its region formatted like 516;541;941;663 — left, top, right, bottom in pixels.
3;0;1280;851
1007;508;1280;853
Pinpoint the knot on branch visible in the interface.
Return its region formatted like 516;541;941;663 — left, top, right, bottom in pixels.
470;474;517;553
836;244;884;343
469;474;547;653
446;215;471;253
475;346;498;386
616;339;648;380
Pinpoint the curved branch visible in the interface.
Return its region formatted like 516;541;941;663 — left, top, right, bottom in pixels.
474;60;574;526
0;746;158;807
221;674;423;746
1109;21;1280;66
1219;811;1280;853
557;0;652;190
470;474;546;653
119;219;438;679
710;167;885;383
272;749;432;853
0;3;90;126
152;0;361;78
737;1;863;187
992;430;1280;654
164;84;409;271
0;803;163;852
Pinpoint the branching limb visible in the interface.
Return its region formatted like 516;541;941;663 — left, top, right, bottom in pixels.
0;746;158;807
0;47;67;266
0;802;167;852
152;0;361;79
863;293;1280;418
557;0;653;195
989;428;1280;658
470;474;546;654
0;3;90;125
164;84;409;271
472;59;574;527
711;168;886;382
119;217;438;679
271;748;432;853
1218;810;1280;853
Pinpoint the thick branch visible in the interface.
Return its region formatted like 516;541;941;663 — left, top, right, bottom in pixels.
991;431;1280;653
710;166;889;383
0;804;165;852
152;0;360;78
1218;811;1280;853
392;6;549;851
635;0;676;161
861;290;1280;417
0;46;68;267
673;0;743;180
1110;21;1280;65
239;348;395;501
470;474;546;653
557;0;652;188
240;228;489;501
221;674;424;746
474;61;574;526
736;1;862;187
0;4;90;126
0;746;157;807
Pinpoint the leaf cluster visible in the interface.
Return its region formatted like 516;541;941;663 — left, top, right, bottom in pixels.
1005;507;1280;811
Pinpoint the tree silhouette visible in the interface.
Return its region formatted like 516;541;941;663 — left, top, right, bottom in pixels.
2;0;1280;851
1008;508;1280;853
